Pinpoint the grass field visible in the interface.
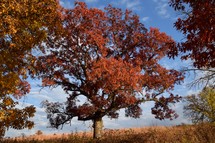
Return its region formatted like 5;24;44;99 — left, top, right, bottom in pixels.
1;123;215;143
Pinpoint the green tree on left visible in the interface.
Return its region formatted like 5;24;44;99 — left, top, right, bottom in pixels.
0;0;62;138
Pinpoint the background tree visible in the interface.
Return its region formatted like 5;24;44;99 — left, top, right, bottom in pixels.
0;0;62;138
169;0;215;86
35;130;43;136
184;86;215;124
37;2;184;138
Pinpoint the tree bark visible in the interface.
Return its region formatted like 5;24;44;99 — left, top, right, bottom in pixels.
93;117;103;139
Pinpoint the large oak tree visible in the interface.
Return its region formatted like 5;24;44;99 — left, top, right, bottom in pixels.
37;2;184;138
0;0;62;138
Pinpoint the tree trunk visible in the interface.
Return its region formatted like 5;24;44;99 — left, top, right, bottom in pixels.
93;117;103;139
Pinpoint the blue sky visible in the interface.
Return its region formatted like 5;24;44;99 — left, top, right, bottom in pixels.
6;0;202;138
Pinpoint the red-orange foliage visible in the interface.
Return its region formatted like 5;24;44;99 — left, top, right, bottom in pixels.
37;2;184;130
169;0;215;69
0;0;62;138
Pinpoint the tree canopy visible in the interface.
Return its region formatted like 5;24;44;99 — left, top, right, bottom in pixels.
169;0;215;87
0;0;62;138
169;0;215;69
37;2;184;138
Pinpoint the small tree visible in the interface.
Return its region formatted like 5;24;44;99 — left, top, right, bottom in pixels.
184;86;215;124
35;130;43;135
21;133;26;139
37;2;184;138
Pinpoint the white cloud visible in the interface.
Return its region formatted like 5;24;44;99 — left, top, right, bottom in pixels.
153;1;171;18
125;0;139;9
142;16;149;22
85;0;98;3
113;0;141;11
156;3;170;18
59;0;74;8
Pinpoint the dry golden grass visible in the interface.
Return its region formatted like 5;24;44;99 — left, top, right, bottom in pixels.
1;123;215;143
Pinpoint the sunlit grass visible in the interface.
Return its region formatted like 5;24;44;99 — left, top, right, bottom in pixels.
1;123;215;143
